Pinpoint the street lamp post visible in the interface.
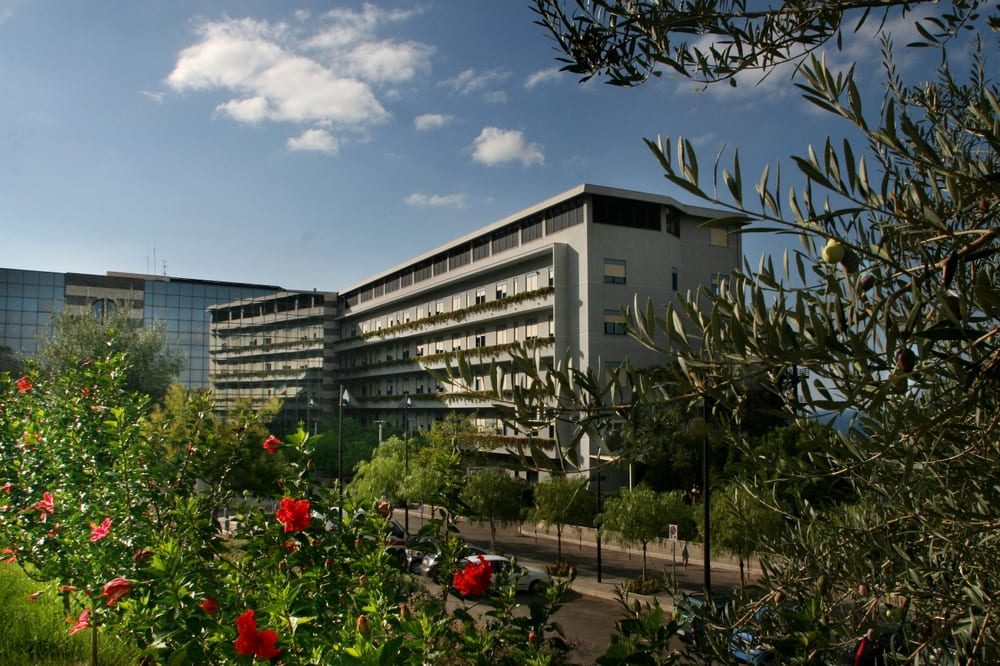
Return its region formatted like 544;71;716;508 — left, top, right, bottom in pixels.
337;385;349;520
702;396;711;596
403;395;411;534
596;464;603;583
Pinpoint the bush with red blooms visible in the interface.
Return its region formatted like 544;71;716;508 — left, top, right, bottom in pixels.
452;555;493;598
0;355;574;664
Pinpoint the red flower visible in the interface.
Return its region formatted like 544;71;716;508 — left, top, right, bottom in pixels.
33;491;54;522
356;614;370;637
89;517;112;542
58;585;78;592
1;547;16;564
262;435;281;454
68;609;90;635
2;481;11;494
452;555;493;598
275;498;311;533
199;596;219;615
101;577;132;606
132;548;154;563
16;376;32;393
234;609;280;660
27;590;44;602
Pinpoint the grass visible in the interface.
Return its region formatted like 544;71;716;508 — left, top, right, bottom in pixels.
0;565;138;666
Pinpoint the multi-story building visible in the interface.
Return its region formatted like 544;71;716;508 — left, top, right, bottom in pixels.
333;184;740;477
207;290;338;432
0;268;283;389
2;183;740;481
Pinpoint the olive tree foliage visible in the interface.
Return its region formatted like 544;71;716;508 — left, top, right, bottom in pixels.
600;486;693;580
37;306;183;402
460;469;528;551
458;1;1000;662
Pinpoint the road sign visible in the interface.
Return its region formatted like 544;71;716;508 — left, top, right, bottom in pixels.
668;523;678;541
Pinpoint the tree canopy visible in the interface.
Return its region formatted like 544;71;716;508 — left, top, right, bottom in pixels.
493;1;1000;661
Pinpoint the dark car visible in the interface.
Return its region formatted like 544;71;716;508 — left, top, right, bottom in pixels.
674;592;733;643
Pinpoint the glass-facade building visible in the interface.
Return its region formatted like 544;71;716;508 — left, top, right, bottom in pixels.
0;268;283;389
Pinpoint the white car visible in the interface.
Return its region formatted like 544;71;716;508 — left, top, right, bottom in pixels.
464;554;551;594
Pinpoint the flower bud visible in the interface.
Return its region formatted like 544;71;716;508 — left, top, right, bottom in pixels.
356;614;370;637
528;630;538;645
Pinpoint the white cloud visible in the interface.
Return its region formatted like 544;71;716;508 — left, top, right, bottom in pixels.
442;68;510;96
525;68;561;89
166;9;433;149
471;127;544;167
287;128;338;155
140;90;165;103
344;40;434;83
414;113;453;131
404;192;467;208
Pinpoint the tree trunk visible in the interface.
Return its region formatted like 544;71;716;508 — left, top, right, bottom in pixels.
489;519;496;551
642;542;648;580
739;557;745;590
556;525;563;561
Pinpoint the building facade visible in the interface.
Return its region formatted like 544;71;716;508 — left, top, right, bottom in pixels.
0;268;283;389
332;184;741;474
207;290;338;432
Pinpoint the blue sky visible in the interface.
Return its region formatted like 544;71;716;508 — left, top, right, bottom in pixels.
0;1;960;291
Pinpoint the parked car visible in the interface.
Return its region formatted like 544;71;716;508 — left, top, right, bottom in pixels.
467;554;551;594
729;626;777;665
674;592;734;643
417;543;491;580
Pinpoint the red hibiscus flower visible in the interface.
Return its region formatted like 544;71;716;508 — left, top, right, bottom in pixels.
1;547;16;564
234;609;280;660
15;376;32;393
33;491;54;522
262;435;281;454
27;590;44;601
89;517;112;542
101;577;132;606
199;596;219;615
275;498;311;533
68;609;90;635
452;555;493;598
2;481;11;494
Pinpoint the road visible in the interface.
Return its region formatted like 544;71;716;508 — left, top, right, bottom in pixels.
405;513;749;664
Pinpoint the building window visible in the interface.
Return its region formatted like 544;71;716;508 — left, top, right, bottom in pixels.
525;319;538;340
672;267;679;291
710;227;729;247
417;306;425;320
496;281;508;300
435;337;444;354
666;209;681;236
548;266;555;287
548;313;555;337
475;288;486;304
496;324;508;345
452;295;463;311
526;272;539;291
603;258;627;284
711;273;729;295
603;310;627;335
452;333;463;351
435;301;444;315
416;340;424;356
475;330;486;348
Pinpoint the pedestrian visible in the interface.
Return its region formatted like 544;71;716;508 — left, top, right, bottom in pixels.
681;542;689;569
850;628;882;666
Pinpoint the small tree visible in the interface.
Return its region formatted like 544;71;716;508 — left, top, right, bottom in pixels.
461;470;527;551
37;306;182;402
348;436;407;504
532;475;593;563
709;483;786;589
601;486;692;580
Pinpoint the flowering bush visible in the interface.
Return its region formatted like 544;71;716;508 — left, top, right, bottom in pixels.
0;354;574;664
452;555;493;598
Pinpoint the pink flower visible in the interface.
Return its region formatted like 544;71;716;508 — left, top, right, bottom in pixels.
1;547;15;564
33;492;54;522
89;517;112;542
262;435;282;454
57;585;78;592
199;596;219;615
101;577;132;606
68;609;90;635
16;376;32;393
27;591;44;602
2;481;11;494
